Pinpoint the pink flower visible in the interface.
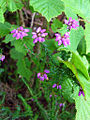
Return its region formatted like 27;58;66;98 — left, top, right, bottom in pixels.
78;89;85;97
11;26;29;40
37;69;50;81
55;32;70;47
52;84;62;89
32;27;48;44
64;17;79;30
44;69;50;73
0;54;5;61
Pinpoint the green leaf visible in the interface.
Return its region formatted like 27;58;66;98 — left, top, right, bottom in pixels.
77;37;86;55
71;51;89;80
11;40;27;55
63;0;90;21
85;23;90;54
7;0;23;12
74;87;90;120
51;19;63;32
17;59;32;81
64;7;78;20
44;39;57;53
67;27;84;51
10;48;25;60
18;94;33;116
0;22;10;37
57;54;90;101
0;9;4;23
3;34;15;43
57;24;67;36
62;78;74;103
30;0;64;21
77;72;90;101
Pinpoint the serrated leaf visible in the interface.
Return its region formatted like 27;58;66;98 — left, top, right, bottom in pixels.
63;0;90;21
58;54;90;101
0;22;10;37
11;40;27;55
17;59;32;81
85;23;90;54
64;7;78;20
74;87;90;120
62;78;74;103
3;34;15;43
30;0;64;21
7;0;23;12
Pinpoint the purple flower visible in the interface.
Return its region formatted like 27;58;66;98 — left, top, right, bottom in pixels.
39;76;44;81
37;73;41;78
59;103;64;107
52;84;57;88
49;94;52;98
44;69;50;73
58;85;61;89
0;54;5;61
37;69;50;81
32;27;48;44
52;84;62;89
11;26;29;40
78;90;85;97
55;32;70;47
64;17;79;30
43;74;48;80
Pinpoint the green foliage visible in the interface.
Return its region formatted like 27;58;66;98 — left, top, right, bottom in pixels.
85;23;90;54
71;51;89;79
17;58;32;81
62;78;74;103
57;24;68;36
8;0;23;12
30;0;64;21
57;51;90;100
74;87;90;120
63;0;90;21
77;37;86;55
67;27;84;51
4;34;16;43
0;0;23;23
0;22;10;37
64;7;78;20
51;19;63;32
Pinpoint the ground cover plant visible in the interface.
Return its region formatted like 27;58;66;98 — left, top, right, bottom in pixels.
0;0;90;120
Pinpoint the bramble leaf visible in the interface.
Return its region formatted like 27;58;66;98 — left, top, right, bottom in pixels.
30;0;64;21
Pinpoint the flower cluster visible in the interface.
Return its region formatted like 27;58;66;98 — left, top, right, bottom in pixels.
37;69;50;81
78;89;85;97
52;84;61;89
55;32;70;47
32;27;48;44
59;103;64;107
11;26;29;40
0;54;5;61
64;17;79;30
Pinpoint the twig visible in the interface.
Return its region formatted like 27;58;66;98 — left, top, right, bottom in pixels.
30;12;36;28
19;10;25;27
78;19;90;24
